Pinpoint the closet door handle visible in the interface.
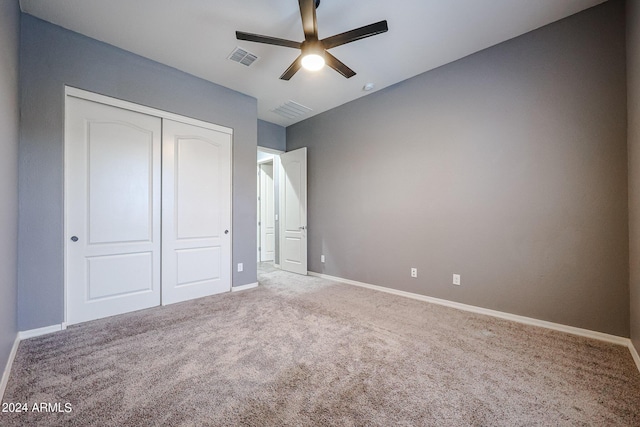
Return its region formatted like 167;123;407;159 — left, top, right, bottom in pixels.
70;236;79;242
224;230;229;234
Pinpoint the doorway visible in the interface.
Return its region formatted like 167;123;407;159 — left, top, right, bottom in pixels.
257;148;282;271
256;147;308;276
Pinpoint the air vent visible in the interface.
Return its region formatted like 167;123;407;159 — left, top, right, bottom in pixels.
228;47;258;67
272;100;312;119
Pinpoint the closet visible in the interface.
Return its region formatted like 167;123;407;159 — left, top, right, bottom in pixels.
65;90;232;325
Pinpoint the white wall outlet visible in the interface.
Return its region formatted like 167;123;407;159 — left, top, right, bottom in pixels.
411;268;418;278
453;274;461;286
238;263;244;272
321;255;325;263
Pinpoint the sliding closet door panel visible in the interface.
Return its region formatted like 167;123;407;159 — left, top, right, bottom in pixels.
162;119;232;305
66;97;162;325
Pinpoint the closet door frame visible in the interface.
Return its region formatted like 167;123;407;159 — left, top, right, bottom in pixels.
63;86;233;326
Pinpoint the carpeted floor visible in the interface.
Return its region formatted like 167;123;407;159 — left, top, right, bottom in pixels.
2;264;640;426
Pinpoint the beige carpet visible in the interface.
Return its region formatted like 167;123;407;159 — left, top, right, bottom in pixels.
2;266;639;426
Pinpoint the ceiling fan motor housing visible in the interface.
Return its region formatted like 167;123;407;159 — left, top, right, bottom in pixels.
302;40;324;55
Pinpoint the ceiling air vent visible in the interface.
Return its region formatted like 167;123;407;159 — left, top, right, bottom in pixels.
228;47;258;67
272;100;312;120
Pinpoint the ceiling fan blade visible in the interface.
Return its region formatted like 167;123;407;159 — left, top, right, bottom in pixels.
321;20;388;50
299;0;318;41
236;31;301;49
280;55;303;80
324;52;356;79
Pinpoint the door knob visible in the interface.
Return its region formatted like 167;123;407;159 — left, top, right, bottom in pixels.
224;230;229;234
70;236;79;242
299;226;306;230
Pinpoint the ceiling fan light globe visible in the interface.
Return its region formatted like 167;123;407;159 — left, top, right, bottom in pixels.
301;53;325;71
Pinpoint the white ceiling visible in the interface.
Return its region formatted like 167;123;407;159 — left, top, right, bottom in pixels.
20;0;606;127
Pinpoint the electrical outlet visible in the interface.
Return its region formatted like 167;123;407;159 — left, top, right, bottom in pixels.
238;263;244;272
321;255;325;263
453;274;461;286
411;268;418;278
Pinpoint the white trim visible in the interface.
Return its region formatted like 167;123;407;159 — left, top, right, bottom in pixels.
308;272;630;347
18;324;64;340
258;158;274;165
0;334;20;402
2;324;66;401
232;282;259;292
629;341;640;373
65;87;233;135
257;146;285;155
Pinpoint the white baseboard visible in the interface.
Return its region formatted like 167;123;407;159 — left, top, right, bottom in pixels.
1;324;65;402
308;272;631;348
274;264;281;269
629;341;640;373
0;334;20;402
18;324;64;340
232;282;259;292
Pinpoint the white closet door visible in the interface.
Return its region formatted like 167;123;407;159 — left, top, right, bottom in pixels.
162;119;232;305
66;97;162;325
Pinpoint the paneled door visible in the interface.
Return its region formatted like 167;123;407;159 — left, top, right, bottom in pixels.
260;163;275;262
66;97;162;325
280;148;307;275
162;120;232;305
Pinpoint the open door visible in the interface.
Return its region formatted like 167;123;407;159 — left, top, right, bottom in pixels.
279;147;307;275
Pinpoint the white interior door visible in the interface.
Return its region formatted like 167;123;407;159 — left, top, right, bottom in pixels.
162;119;232;305
66;97;162;325
280;147;307;275
260;163;275;262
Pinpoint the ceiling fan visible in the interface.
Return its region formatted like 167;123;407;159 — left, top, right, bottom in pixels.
236;0;388;80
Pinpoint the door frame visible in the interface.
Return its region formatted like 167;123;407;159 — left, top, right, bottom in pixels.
258;159;274;262
257;147;284;267
63;86;233;326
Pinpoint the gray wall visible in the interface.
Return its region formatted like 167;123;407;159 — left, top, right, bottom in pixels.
0;0;20;375
288;1;629;336
18;15;258;330
628;0;640;353
258;120;286;152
